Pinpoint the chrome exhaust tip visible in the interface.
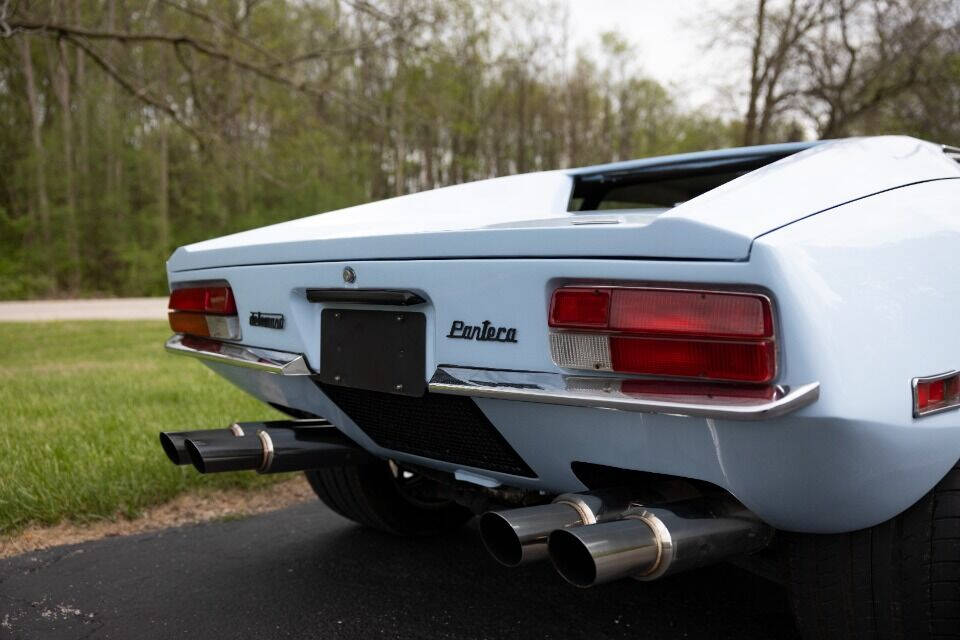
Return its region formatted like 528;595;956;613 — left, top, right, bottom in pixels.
478;512;527;566
547;498;773;587
479;491;633;567
548;519;659;588
480;504;582;567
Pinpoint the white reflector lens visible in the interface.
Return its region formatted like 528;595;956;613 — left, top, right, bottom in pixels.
549;333;612;371
205;315;242;340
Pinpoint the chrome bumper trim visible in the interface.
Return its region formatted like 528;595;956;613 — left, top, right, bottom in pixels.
429;366;820;420
165;334;312;376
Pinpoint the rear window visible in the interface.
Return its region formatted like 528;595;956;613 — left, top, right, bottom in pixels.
568;144;816;212
569;170;752;210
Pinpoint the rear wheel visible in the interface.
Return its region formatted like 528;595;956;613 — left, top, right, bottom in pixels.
305;459;473;536
787;461;960;639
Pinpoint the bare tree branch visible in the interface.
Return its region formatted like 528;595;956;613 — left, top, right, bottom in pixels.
159;0;281;64
8;19;329;96
7;17;387;126
62;32;209;145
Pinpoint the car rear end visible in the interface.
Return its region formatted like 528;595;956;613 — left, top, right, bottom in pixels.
159;136;960;639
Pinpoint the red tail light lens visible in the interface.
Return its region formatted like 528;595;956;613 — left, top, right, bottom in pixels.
548;286;776;384
169;286;237;314
168;284;240;340
609;289;772;338
913;372;960;417
549;288;611;328
610;336;775;382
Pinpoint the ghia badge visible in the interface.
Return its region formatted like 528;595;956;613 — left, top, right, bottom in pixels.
447;320;517;343
249;312;285;330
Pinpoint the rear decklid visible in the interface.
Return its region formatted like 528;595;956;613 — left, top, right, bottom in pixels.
168;136;959;273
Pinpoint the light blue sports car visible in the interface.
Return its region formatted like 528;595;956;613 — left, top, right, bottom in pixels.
159;136;960;639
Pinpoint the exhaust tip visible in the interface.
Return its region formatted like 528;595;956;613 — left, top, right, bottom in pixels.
479;512;525;567
159;432;188;465
184;438;210;474
548;528;597;588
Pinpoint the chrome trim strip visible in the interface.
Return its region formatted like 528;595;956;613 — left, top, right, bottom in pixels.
428;366;819;420
165;334;312;376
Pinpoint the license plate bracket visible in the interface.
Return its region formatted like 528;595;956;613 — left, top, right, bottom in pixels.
320;309;426;397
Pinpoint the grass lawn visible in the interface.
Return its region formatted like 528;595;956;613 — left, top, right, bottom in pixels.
0;321;285;534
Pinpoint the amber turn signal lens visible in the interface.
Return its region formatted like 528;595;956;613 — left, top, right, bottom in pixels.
168;311;211;337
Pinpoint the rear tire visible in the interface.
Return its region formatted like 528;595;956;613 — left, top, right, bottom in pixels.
787;460;960;639
305;460;473;536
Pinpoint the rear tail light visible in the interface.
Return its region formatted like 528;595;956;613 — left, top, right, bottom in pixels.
169;284;241;340
913;371;960;417
548;286;776;384
169;286;237;314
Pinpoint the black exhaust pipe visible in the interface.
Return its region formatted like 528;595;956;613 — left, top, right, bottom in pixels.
184;421;372;474
159;424;249;465
159;419;330;466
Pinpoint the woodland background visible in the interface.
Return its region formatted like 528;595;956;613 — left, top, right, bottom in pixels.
1;0;958;299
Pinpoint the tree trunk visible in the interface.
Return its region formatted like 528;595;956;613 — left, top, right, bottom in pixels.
105;0;122;227
52;38;81;291
74;1;89;230
394;95;406;196
744;0;767;146
393;44;407;196
158;119;170;257
516;70;527;173
17;37;51;248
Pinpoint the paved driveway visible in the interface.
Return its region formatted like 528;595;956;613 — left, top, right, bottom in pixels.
0;502;798;639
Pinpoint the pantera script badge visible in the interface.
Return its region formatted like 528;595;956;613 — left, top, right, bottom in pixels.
447;320;517;343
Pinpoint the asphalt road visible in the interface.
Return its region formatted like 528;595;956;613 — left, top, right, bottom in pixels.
0;501;798;640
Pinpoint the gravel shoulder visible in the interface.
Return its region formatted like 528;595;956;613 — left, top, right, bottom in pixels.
0;298;167;322
0;476;313;559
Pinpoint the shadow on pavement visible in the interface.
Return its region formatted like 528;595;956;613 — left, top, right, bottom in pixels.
0;502;799;639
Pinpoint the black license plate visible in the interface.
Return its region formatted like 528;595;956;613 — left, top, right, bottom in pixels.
319;309;426;397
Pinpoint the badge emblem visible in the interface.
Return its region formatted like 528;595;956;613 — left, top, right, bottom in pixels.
249;312;285;330
447;320;518;343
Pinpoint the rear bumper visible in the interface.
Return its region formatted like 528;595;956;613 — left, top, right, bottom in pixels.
166;334;311;375
167;334;820;421
431;366;819;421
174;344;959;535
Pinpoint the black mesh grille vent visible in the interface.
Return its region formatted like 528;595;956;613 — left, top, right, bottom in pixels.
316;382;536;478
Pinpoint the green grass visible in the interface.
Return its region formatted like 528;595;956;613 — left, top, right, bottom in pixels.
0;321;285;534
